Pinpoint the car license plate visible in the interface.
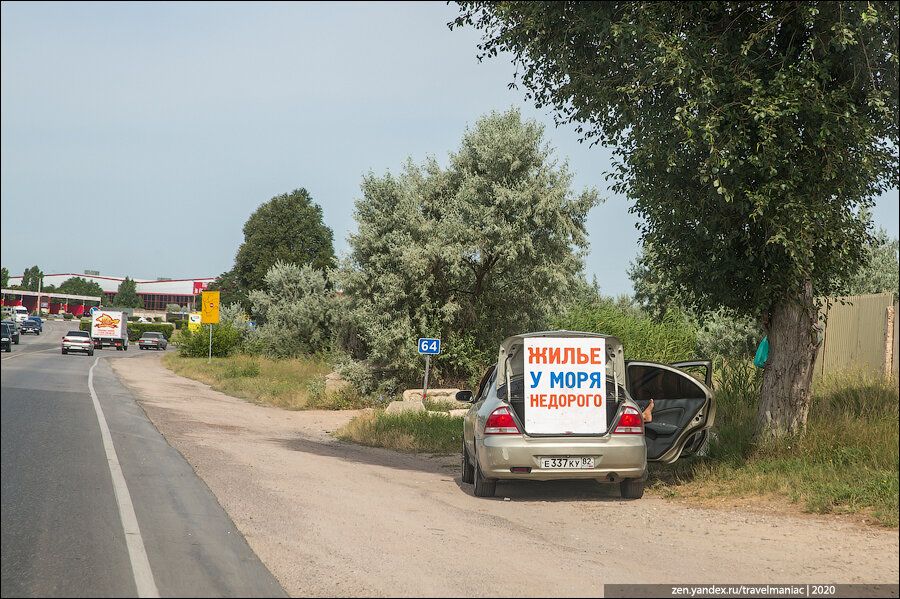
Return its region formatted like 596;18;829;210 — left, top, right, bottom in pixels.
540;457;594;469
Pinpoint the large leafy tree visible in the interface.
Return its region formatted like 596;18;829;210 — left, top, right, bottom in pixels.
846;227;899;300
22;266;43;291
234;188;336;294
113;276;143;309
453;1;899;437
58;277;104;298
341;108;599;387
1;267;8;288
206;269;247;311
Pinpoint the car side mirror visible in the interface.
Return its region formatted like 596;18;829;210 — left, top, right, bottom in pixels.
456;390;474;403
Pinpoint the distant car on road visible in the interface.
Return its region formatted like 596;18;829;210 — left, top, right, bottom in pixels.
62;330;94;356
1;320;20;345
20;320;41;335
138;332;168;350
11;306;30;323
1;323;12;352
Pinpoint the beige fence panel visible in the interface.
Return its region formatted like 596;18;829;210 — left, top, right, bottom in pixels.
814;292;895;380
891;301;899;381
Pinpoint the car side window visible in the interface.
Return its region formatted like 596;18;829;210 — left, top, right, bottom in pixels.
474;365;497;402
627;364;704;402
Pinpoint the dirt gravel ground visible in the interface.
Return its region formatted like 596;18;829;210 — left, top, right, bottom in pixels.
110;353;899;597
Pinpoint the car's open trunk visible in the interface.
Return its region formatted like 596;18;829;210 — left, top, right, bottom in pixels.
495;330;628;436
501;375;625;435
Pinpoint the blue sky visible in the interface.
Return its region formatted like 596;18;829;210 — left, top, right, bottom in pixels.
2;1;897;297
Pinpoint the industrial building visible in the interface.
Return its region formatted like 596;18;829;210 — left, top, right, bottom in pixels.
3;272;216;314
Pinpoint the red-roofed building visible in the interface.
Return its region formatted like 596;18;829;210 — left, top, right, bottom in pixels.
5;273;216;312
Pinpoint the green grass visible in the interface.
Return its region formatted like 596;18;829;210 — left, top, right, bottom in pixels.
649;364;899;527
335;410;463;453
163;352;398;410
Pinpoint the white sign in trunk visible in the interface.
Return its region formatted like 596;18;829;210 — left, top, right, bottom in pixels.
523;337;607;435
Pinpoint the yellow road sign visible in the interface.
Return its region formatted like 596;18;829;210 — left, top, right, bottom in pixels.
201;291;220;323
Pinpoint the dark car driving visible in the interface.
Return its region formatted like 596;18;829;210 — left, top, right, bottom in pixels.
1;320;19;345
1;323;11;352
20;320;41;335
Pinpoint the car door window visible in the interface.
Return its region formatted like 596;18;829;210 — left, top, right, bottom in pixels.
474;365;497;402
626;362;713;462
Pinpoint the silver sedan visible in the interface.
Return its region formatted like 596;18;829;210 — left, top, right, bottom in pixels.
458;331;715;499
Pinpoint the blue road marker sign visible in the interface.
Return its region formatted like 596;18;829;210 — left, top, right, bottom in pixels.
418;338;441;355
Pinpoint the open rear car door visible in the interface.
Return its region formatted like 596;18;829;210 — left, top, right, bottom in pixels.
625;360;716;463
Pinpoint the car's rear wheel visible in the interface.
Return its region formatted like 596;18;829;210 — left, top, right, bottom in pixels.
620;478;644;499
473;457;496;498
461;440;474;484
61;348;67;355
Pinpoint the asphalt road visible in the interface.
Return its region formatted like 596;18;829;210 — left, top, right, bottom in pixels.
0;318;285;598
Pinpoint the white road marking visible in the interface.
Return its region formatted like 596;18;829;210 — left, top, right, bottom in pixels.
88;358;160;598
0;346;60;360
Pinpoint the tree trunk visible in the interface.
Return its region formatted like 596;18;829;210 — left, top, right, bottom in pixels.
755;281;821;439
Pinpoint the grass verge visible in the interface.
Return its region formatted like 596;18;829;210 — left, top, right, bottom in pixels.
161;353;371;410
649;364;899;527
161;351;897;526
335;410;463;453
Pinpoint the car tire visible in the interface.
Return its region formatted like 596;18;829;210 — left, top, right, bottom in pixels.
461;440;475;484
62;348;67;355
620;478;644;499
473;457;496;498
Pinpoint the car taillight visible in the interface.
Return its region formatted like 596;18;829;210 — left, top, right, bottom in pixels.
484;407;521;434
613;406;644;434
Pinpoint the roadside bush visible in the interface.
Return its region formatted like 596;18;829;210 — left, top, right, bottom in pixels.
250;261;337;358
219;302;260;353
177;323;241;358
63;313;73;320
552;299;698;362
694;307;764;362
435;332;492;389
333;354;377;395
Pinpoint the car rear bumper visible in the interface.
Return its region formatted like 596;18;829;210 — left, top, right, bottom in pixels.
63;343;93;353
477;433;646;481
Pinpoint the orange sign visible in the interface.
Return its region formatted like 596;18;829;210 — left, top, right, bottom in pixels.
201;291;220;323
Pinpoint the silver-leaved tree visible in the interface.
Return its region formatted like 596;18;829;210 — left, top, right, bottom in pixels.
340;108;600;388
